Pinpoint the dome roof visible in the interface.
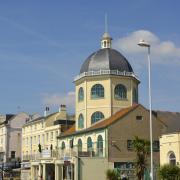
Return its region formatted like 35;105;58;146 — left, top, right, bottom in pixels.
80;48;133;74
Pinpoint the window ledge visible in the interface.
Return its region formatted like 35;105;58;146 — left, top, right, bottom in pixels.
115;98;128;101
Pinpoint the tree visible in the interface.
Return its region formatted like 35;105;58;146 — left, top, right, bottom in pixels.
106;169;119;180
158;164;180;180
132;136;150;180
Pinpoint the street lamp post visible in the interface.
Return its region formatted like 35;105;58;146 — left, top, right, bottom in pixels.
138;40;153;180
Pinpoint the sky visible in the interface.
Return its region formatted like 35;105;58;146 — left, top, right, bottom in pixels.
0;0;180;115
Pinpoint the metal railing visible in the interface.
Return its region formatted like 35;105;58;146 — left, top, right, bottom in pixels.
74;70;139;81
22;147;105;162
57;147;105;159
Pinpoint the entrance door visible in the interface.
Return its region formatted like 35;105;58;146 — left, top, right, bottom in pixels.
63;164;74;180
46;164;55;180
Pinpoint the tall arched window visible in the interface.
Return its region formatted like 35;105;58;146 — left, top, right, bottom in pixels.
87;137;93;152
78;139;82;152
78;114;84;129
61;141;65;150
97;135;103;157
91;111;104;124
114;84;127;99
78;87;84;102
169;152;176;165
91;84;104;99
133;88;138;103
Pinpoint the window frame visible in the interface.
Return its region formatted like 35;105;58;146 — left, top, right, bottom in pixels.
91;84;105;99
114;84;127;100
91;111;105;124
78;87;84;102
78;114;84;129
97;135;103;157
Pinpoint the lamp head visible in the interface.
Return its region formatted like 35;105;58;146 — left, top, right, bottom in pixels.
138;39;150;47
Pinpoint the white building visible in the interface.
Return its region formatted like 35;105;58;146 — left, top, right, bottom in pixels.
0;112;30;166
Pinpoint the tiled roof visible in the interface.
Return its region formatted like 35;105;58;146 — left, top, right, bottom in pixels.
59;104;139;138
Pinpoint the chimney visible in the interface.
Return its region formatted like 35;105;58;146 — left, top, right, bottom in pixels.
44;106;50;117
59;104;66;112
58;105;67;119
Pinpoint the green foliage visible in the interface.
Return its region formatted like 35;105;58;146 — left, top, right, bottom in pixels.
158;164;180;180
106;169;119;180
132;136;150;180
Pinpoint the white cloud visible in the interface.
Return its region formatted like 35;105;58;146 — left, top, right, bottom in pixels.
42;91;75;110
113;30;180;65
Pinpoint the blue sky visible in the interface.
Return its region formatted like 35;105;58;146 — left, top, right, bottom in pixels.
0;1;180;115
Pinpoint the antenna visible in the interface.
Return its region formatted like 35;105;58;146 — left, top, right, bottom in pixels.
105;13;108;33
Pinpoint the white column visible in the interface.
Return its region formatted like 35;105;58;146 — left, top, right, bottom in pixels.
38;164;42;178
43;164;46;179
55;164;59;180
74;158;79;180
31;165;34;180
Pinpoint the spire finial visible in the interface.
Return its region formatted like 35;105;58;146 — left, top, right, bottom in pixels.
101;14;112;49
105;13;108;33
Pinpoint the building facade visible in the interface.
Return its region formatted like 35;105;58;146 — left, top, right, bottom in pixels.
21;105;75;180
27;30;179;180
160;132;180;167
0;112;29;166
54;31;167;180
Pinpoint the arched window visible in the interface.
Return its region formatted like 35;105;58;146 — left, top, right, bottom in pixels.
78;114;84;129
169;152;176;166
91;84;104;99
104;41;107;48
97;135;103;157
61;141;65;150
78;139;82;152
87;137;93;152
114;84;127;99
133;88;138;103
78;87;84;102
91;111;104;124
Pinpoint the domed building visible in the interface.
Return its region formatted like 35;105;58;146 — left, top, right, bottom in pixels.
74;32;140;130
57;31;165;180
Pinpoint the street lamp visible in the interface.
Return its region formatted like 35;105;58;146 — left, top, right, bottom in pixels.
138;40;153;180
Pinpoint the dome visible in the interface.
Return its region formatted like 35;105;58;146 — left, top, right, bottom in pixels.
80;48;133;74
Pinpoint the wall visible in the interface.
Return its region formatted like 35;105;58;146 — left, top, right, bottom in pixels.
8;112;29;159
108;105;164;166
160;132;180;166
75;75;139;130
79;158;113;180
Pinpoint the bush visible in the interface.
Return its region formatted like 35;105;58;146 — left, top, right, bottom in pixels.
106;169;120;180
158;164;180;180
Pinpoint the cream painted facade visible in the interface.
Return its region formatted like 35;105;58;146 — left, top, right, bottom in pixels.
75;74;139;130
160;132;180;167
21;106;75;180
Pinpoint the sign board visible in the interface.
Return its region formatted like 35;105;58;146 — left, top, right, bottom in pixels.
42;149;51;158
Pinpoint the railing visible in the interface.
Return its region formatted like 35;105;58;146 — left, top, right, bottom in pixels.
22;147;105;162
57;147;105;159
74;70;139;81
22;149;57;161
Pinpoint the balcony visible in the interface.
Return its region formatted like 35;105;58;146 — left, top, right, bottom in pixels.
74;70;139;81
57;147;105;159
22;149;57;162
22;147;105;162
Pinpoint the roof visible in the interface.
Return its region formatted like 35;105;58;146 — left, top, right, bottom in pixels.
80;48;133;74
23;116;44;126
155;111;180;133
59;104;139;138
